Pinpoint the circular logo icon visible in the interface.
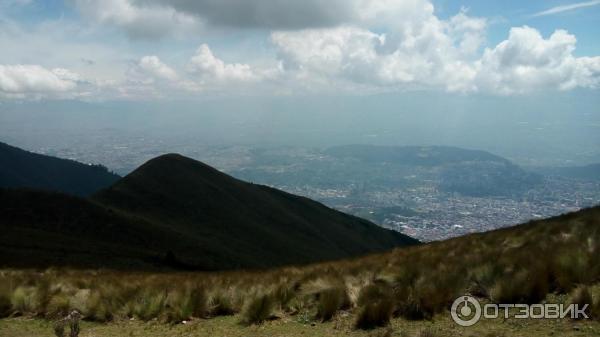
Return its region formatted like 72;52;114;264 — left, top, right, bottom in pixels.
451;296;481;326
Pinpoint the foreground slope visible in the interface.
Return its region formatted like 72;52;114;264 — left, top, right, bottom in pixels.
92;154;418;268
0;206;598;336
0;142;119;196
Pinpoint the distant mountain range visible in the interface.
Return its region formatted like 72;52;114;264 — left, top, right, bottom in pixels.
0;144;417;270
0;141;120;196
326;145;543;196
232;145;543;197
536;163;600;181
324;144;510;166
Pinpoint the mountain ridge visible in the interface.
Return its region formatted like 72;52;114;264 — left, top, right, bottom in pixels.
0;141;120;196
1;149;418;270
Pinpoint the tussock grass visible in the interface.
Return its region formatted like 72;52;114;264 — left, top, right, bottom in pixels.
1;206;599;330
354;282;394;329
239;292;273;326
315;284;348;321
46;294;70;319
569;285;593;320
207;288;237;317
0;293;11;318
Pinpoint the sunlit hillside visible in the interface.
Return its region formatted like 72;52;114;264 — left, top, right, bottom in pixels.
1;206;599;336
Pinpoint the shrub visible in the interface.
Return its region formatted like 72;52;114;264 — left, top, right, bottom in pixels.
315;285;348;322
46;294;70;319
354;299;394;330
272;283;296;310
162;285;207;323
0;293;11;318
569;286;592;320
490;268;549;305
415;274;463;318
11;286;37;313
240;292;273;326
188;286;208;318
207;290;236;317
394;288;425;320
133;290;165;321
553;249;591;292
354;283;394;330
592;296;600;320
84;291;112;322
467;264;500;297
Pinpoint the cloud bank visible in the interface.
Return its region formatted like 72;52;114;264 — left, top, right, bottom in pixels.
2;0;599;100
0;65;85;99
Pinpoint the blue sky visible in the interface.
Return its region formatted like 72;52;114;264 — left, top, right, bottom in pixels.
435;0;600;54
1;1;600;166
0;0;599;100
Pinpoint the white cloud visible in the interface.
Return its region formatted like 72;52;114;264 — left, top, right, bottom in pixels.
0;65;81;97
137;56;178;81
270;18;600;95
272;27;383;87
188;44;259;82
270;8;487;93
474;26;600;94
3;0;596;100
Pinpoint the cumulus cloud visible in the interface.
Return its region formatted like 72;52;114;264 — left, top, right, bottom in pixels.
74;0;199;39
271;17;600;94
188;44;259;82
474;27;600;94
271;8;487;92
137;56;178;81
40;0;600;98
0;65;81;97
272;27;383;86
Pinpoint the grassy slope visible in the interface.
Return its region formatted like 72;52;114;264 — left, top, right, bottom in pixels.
0;206;598;336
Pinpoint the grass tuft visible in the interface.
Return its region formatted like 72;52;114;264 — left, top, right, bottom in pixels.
315;285;348;322
240;292;273;326
569;285;593;320
354;283;394;330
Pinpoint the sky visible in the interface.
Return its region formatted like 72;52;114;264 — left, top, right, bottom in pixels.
1;0;599;100
0;0;599;167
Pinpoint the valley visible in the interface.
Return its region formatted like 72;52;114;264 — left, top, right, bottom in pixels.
14;138;598;242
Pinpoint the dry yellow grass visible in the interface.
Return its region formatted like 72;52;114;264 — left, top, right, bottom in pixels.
0;206;599;336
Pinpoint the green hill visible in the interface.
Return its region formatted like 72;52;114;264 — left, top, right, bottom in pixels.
0;141;120;196
323;144;542;196
0;188;187;269
0;153;418;270
538;163;600;181
324;144;509;166
92;154;418;268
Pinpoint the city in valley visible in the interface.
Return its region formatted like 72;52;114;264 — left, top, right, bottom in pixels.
12;132;599;242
